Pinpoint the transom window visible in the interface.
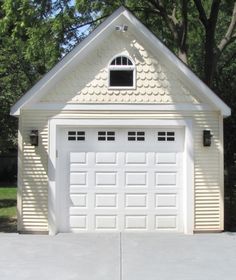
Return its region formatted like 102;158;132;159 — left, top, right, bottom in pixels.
109;55;135;88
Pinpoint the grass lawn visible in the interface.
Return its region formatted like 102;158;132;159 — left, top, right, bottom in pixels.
0;187;17;232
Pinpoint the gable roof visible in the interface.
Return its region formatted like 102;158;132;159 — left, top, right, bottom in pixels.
11;6;231;117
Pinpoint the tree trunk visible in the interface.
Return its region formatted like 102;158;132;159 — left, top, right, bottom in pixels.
178;49;188;64
204;26;216;86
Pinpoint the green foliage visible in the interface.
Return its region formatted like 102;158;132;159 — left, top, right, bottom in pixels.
75;0;236;164
0;187;16;219
0;187;16;200
0;186;16;232
0;0;86;154
0;0;235;166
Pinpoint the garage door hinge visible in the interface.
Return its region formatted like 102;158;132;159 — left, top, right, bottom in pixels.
56;150;58;158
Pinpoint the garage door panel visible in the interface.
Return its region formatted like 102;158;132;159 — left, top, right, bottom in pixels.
95;215;117;230
125;193;148;208
96;152;117;164
95;194;118;208
125;172;147;187
155;172;177;186
125;153;147;164
60;127;184;232
95;172;117;186
70;172;88;186
70;152;87;164
155;215;177;229
155;194;177;208
156;153;177;164
125;215;147;230
70;194;87;207
70;215;87;229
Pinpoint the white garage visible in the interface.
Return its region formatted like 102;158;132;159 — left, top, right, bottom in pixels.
57;126;184;232
11;7;230;235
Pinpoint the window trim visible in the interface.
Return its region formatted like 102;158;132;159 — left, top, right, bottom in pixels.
108;55;136;90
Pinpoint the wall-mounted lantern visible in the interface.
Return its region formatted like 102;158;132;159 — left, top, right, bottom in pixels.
30;130;39;146
203;130;212;147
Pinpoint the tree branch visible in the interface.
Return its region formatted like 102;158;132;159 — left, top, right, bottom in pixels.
67;14;110;32
149;0;179;41
168;7;178;26
218;2;236;53
180;0;188;48
209;0;221;29
219;50;236;73
193;0;208;28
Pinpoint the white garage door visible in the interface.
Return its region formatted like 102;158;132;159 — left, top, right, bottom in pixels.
58;127;184;232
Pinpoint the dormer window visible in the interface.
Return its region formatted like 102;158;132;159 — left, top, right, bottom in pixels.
109;55;135;89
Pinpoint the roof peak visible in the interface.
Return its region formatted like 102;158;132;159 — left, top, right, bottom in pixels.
11;6;230;117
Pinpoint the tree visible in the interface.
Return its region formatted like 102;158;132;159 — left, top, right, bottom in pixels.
0;0;87;154
193;0;236;85
76;0;236;86
0;0;235;158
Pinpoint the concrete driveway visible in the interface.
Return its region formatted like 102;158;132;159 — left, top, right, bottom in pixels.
0;232;235;280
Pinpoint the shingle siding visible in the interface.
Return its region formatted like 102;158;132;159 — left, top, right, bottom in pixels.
40;33;200;105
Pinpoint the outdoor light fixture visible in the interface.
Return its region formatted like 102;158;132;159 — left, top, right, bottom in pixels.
115;25;128;32
203;130;212;147
30;130;39;146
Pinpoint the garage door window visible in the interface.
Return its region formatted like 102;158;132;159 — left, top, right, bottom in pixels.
98;131;115;141
68;131;85;141
157;131;175;141
128;131;145;141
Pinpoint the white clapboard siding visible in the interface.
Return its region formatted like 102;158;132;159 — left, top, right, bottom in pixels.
19;111;49;232
18;110;222;232
194;113;222;230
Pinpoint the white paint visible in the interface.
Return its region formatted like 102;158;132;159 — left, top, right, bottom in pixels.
95;194;117;208
125;194;147;207
25;103;213;111
126;172;147;186
156;173;176;185
156;194;177;208
156;216;176;229
96;153;116;164
95;216;117;229
126;153;146;164
156;153;176;164
70;152;86;163
125;216;147;229
96;173;117;186
48;118;193;234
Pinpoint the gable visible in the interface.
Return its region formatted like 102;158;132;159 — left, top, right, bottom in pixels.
40;32;200;104
11;6;230;116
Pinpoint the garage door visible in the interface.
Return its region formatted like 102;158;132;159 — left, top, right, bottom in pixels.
58;127;184;232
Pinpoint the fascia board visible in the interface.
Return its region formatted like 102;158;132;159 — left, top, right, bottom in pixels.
123;10;231;117
10;6;127;116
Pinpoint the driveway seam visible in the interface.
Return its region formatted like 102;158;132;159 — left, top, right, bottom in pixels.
120;232;123;280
